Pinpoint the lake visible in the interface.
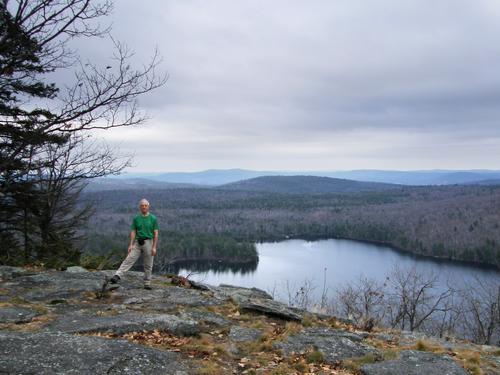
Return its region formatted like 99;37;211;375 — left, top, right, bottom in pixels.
175;238;500;305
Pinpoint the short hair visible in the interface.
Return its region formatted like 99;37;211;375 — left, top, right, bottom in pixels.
139;198;150;206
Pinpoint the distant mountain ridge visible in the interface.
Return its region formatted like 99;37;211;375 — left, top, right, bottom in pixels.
129;169;500;185
321;169;500;185
154;169;271;185
84;178;204;191
91;168;500;191
217;175;400;193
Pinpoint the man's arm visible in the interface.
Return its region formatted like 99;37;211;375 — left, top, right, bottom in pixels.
128;230;136;253
151;229;159;256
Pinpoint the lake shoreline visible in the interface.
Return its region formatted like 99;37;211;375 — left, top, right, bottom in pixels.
168;256;258;265
255;234;500;272
175;238;499;310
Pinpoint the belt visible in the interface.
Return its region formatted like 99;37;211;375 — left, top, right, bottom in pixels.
137;238;152;245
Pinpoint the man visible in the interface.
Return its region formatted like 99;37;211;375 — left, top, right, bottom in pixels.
110;198;159;289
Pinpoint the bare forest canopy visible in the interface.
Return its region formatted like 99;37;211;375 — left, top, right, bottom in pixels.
82;181;500;269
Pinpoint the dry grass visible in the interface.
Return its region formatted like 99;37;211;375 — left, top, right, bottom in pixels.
238;333;275;354
380;349;399;361
453;349;484;375
305;349;324;364
203;301;239;318
0;313;55;332
151;279;175;288
1;298;49;315
364;336;399;351
8;296;30;305
95;308;120;317
280;321;302;337
408;340;492;375
342;352;379;372
247;318;266;329
183;334;231;360
194;361;225;375
90;312;358;375
413;339;445;354
0;296;55;331
4;280;484;375
264;353;355;375
83;290;101;299
302;313;323;328
3;267;495;375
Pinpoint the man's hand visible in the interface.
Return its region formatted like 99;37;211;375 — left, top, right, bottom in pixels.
151;247;157;257
128;244;133;254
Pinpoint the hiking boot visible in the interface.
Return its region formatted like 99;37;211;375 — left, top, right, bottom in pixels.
110;275;120;284
144;284;152;290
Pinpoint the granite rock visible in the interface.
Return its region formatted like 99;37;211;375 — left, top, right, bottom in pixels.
65;266;89;273
0;266;36;280
213;284;273;303
228;326;263;342
360;350;468;375
180;309;231;328
0;306;40;324
0;331;194;374
43;310;199;336
238;298;303;321
274;327;376;364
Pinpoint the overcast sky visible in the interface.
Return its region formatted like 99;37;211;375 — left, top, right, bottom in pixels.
81;0;500;172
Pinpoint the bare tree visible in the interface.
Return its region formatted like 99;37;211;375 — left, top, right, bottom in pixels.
31;134;130;265
425;286;462;339
285;279;316;310
1;0;166;264
459;277;500;345
386;265;453;332
331;276;386;329
153;255;182;274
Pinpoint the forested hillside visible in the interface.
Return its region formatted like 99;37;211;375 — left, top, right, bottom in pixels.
82;184;500;269
218;175;399;193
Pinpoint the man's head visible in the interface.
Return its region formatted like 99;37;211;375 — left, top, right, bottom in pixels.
139;198;150;215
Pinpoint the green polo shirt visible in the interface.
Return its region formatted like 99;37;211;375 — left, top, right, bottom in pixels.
131;213;159;240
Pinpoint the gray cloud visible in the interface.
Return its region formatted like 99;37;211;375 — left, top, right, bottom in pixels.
73;1;500;171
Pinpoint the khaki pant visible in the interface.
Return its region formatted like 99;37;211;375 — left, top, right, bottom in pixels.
115;239;154;285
